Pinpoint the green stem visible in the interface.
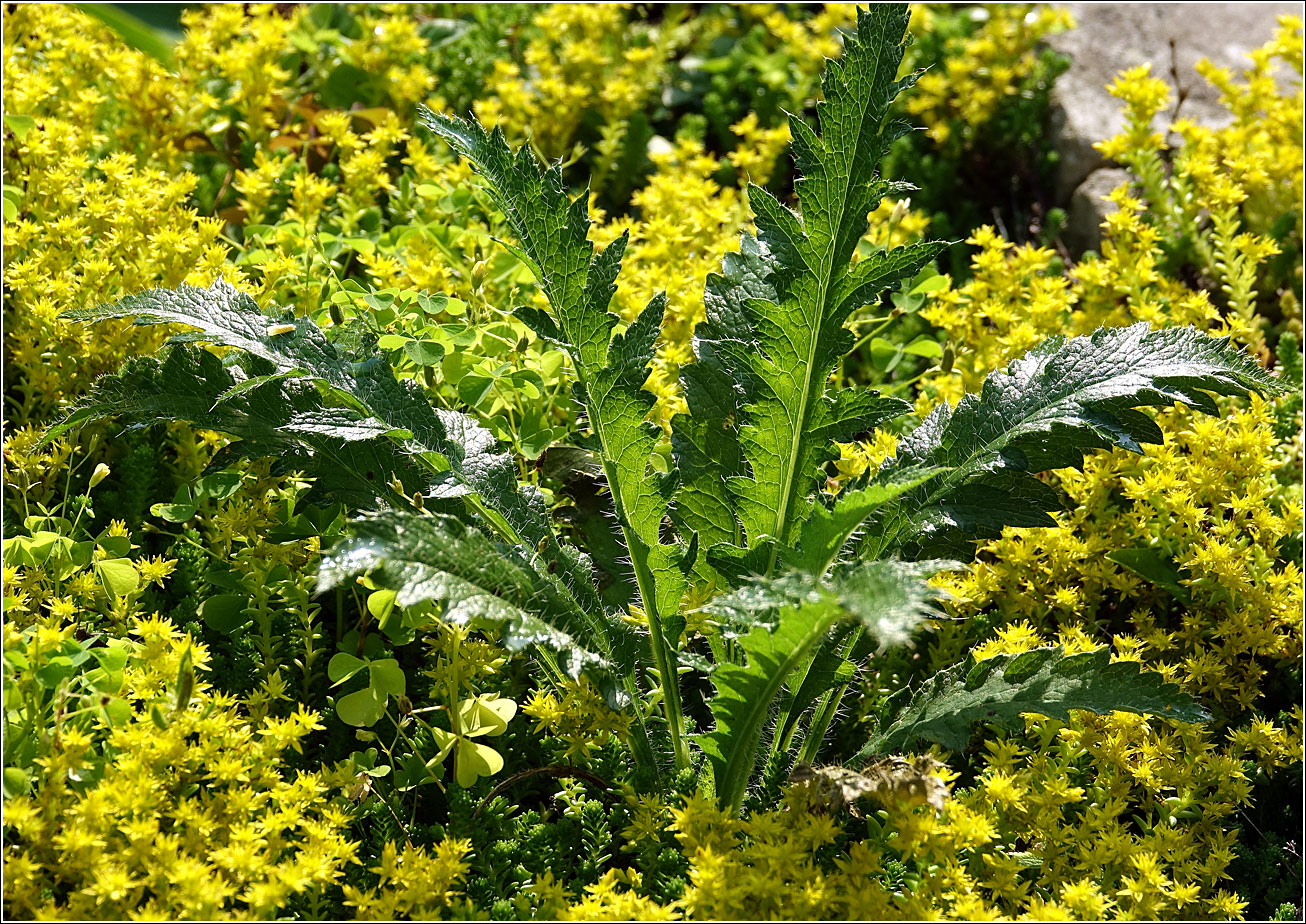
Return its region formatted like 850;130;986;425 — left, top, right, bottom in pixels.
608;501;689;772
717;611;837;814
619;673;661;785
794;626;862;765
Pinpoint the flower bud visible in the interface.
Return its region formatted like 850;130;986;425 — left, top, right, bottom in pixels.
89;463;110;489
890;198;910;226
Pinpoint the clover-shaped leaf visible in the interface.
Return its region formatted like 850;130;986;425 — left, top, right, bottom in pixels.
330;654;406;727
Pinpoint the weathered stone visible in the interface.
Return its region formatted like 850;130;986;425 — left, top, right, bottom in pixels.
1047;3;1298;199
1064;167;1131;256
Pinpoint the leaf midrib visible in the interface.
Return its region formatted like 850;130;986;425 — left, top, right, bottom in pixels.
767;94;883;574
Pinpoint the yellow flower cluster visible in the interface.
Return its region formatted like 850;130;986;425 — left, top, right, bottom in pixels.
347;5;440;109
918;215;1230;411
745;4;857;72
1;116;230;424
592;131;752;428
4;5;1300;920
906;4;1075;145
341;839;473;920
595;123;929;431
522;677;633;761
544;716;1282;920
938;393;1302;717
791;25;1303;920
1094;16;1304;357
3;617;359;920
475;5;678;161
2;509;173;635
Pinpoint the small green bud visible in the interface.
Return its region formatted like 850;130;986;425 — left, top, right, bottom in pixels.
174;645;194;714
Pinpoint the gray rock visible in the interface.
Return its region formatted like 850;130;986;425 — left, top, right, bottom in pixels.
1047;3;1299;199
1064;167;1132;256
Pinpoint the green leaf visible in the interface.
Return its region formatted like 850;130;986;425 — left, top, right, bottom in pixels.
403;339;445;366
870;324;1288;558
318;511;630;679
368;659;406;697
95;559;139;597
454;739;504;788
196;471;244;501
789;467;944;574
90;647;129;673
102;696;133;727
675;5;940;574
336;685;387;727
151;501;199;523
700;559;956;810
518;420;560;461
35;656;79;689
1105;547;1194;604
199;594;250;634
856;645;1210;760
56;282;601;608
77;3;174;66
909;273;949;296
328;652;369;685
422;108;692;768
459;694;516;737
903;336;943;359
3;766;30;799
395;752;445;790
3;114;36;142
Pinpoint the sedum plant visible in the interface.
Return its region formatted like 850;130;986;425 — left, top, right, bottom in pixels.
57;5;1282;814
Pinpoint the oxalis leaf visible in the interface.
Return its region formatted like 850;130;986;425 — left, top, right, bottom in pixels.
674;4;946;579
698;559;957;812
855;645;1210;762
868;323;1288;558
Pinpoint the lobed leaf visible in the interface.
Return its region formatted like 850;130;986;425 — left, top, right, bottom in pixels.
674;5;944;577
421;107;692;761
869;323;1288;557
855;645;1210;761
699;558;957;810
318;511;634;679
56;282;603;610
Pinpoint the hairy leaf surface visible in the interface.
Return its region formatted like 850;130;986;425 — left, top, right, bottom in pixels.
318;511;630;679
699;559;956;809
674;6;944;572
856;645;1210;760
420;109;692;762
56;282;602;610
869;323;1288;557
